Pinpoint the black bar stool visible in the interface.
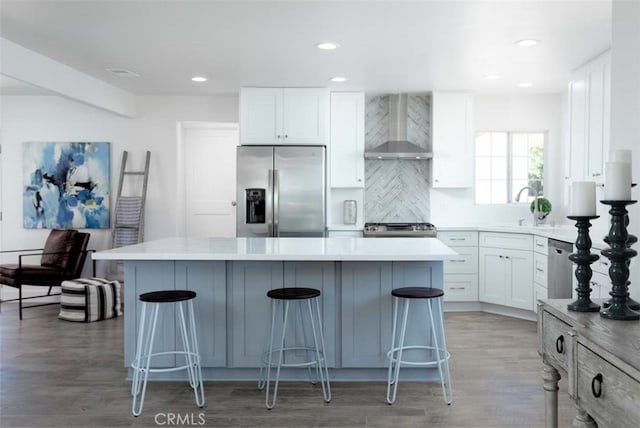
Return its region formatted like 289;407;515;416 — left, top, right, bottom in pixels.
386;287;452;405
258;287;331;409
131;290;205;416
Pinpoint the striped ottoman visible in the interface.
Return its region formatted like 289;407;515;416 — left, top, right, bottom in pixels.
59;278;122;322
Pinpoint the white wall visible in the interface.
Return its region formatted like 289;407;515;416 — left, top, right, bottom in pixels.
0;94;238;255
610;0;640;299
430;94;564;226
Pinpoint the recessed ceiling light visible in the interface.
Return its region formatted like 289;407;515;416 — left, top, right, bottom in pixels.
515;39;539;47
330;76;347;83
191;76;207;82
518;82;534;88
106;68;140;77
316;42;339;50
483;74;501;80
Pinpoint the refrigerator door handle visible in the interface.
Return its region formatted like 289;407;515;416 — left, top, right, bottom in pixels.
267;169;274;237
273;169;280;236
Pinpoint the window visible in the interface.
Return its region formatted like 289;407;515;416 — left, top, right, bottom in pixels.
475;131;545;204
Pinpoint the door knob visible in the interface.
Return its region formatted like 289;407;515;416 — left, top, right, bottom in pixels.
231;201;237;206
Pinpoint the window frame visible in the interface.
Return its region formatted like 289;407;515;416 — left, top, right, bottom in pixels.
474;130;547;205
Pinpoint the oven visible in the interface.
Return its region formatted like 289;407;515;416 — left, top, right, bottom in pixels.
363;222;437;238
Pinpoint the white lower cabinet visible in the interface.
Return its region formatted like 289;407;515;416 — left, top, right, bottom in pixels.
439;231;479;302
533;236;549;313
479;232;534;311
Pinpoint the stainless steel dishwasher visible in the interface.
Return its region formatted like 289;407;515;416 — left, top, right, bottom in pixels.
547;238;574;298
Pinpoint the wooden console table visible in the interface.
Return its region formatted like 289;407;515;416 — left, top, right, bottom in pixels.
537;299;640;428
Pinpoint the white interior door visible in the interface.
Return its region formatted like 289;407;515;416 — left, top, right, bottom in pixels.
180;123;239;237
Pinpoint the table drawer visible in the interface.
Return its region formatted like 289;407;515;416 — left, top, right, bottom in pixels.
534;235;548;255
438;231;478;247
576;343;640;428
443;247;478;274
541;310;572;372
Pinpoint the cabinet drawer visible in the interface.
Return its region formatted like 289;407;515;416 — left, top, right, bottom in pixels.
438;231;478;247
534;252;548;286
444;247;478;274
479;232;533;251
576;343;640;428
534;236;548;255
541;310;572;372
534;283;547;313
443;274;478;302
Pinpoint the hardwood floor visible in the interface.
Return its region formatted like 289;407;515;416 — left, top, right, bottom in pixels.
0;303;575;427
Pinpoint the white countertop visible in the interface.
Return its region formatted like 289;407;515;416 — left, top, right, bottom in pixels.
438;224;610;249
92;237;461;262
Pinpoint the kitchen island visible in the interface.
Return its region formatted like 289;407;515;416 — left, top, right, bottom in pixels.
93;237;459;381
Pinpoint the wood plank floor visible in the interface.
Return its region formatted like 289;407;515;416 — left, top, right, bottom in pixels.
0;303;575;427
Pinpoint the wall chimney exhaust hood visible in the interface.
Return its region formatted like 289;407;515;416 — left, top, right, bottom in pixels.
364;94;432;160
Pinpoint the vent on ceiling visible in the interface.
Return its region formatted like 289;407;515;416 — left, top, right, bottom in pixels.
106;68;140;78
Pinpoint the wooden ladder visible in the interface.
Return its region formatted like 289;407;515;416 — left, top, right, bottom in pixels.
111;151;151;249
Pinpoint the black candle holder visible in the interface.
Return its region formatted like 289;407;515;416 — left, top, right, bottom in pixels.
600;200;640;320
602;211;640;310
567;215;601;312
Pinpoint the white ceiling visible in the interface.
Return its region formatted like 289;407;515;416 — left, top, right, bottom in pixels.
0;0;611;96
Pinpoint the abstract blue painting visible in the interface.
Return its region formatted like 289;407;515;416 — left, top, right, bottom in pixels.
23;142;110;229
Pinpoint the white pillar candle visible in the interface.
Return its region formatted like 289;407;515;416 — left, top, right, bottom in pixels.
571;181;596;216
604;162;632;200
609;149;632;164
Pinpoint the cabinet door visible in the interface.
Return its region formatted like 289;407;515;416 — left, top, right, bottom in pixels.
479;248;506;305
240;87;284;145
125;261;176;368
432;92;473;188
330;92;365;187
229;261;284;367
341;262;393;367
176;261;226;367
505;248;534;310
566;70;587;183
586;53;611;182
283;262;336;367
283;88;328;145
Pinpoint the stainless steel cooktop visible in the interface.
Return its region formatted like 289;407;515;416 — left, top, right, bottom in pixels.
363;222;437;238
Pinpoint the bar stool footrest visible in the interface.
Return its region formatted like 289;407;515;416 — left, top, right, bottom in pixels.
261;346;327;368
386;345;450;367
132;351;202;373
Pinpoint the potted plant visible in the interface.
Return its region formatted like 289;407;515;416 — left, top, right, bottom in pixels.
530;196;552;222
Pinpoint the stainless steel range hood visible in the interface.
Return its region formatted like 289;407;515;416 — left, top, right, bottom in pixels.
364;94;432;160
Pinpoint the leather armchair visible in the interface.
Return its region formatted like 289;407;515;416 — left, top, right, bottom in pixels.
0;229;93;320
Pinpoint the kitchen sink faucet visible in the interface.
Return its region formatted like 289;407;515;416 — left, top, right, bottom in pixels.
515;186;540;227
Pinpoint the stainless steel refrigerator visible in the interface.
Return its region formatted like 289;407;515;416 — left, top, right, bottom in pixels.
236;145;326;237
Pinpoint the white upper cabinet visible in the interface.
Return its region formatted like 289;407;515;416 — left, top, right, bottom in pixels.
565;51;611;184
586;52;611;181
240;87;328;145
330;92;365;188
431;92;473;188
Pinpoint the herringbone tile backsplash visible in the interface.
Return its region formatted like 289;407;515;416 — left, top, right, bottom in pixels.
364;94;432;222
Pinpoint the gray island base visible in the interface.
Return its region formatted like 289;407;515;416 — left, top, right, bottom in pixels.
93;237;460;382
